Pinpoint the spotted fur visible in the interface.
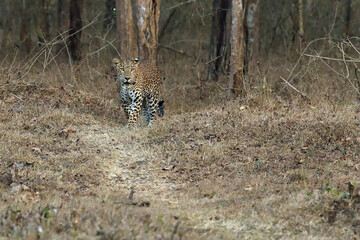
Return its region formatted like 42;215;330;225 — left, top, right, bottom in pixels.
113;58;163;127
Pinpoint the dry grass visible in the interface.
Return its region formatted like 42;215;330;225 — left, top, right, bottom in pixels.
0;54;360;240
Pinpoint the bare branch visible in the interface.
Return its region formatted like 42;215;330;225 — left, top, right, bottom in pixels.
280;76;306;98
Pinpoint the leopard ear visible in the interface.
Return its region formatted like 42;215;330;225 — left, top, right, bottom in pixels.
133;58;139;63
112;58;121;66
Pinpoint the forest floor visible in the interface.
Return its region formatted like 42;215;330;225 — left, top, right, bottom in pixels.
0;78;360;239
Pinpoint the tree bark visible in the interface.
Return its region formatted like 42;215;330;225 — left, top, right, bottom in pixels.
244;0;260;74
104;0;116;30
56;0;69;53
69;0;82;61
136;0;160;62
1;0;13;51
57;0;70;35
20;0;32;53
298;0;304;51
228;0;245;98
345;0;352;37
37;0;51;44
116;0;135;59
208;0;230;81
291;0;304;52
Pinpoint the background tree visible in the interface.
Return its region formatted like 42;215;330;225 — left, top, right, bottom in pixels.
207;0;230;81
244;0;260;73
20;0;32;53
104;0;116;30
136;0;160;62
291;0;304;52
69;0;83;61
56;0;69;53
0;0;14;51
228;0;245;98
344;0;352;36
116;0;134;59
36;0;51;44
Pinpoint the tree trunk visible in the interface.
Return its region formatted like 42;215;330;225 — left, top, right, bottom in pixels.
1;0;13;51
116;0;135;59
244;0;260;74
104;0;116;30
208;0;230;81
37;0;51;44
345;0;352;37
228;0;245;98
136;0;160;62
69;0;82;61
298;0;304;51
291;0;304;52
20;0;32;53
56;0;69;53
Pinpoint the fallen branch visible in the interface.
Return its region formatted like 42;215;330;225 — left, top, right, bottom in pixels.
304;54;360;63
280;76;307;98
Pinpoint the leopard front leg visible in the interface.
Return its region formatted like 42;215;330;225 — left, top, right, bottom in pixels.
128;93;144;128
119;85;131;120
145;95;159;126
121;103;131;120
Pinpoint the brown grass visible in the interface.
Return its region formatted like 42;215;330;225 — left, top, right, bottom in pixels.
0;52;360;239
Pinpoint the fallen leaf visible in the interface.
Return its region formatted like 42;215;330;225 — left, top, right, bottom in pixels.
240;105;248;110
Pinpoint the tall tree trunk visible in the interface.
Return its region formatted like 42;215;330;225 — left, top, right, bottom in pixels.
20;0;32;53
69;0;82;61
104;0;116;30
244;0;260;74
116;0;134;59
208;0;230;81
37;0;51;44
1;0;13;51
136;0;160;62
56;0;69;53
228;0;245;98
298;0;304;51
291;0;304;52
345;0;352;37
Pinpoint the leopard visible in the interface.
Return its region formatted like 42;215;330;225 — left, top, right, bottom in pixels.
113;58;164;127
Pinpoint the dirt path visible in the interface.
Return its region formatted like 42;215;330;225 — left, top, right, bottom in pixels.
77;122;178;202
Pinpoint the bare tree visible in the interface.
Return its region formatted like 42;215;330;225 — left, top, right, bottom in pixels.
56;0;69;51
228;0;245;98
208;0;230;81
1;0;14;51
345;0;352;36
104;0;116;30
69;0;82;61
136;0;160;62
116;0;134;59
58;0;69;34
20;0;32;53
244;0;260;74
38;0;51;43
291;0;304;52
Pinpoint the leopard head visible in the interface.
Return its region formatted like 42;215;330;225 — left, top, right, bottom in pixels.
112;58;139;85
